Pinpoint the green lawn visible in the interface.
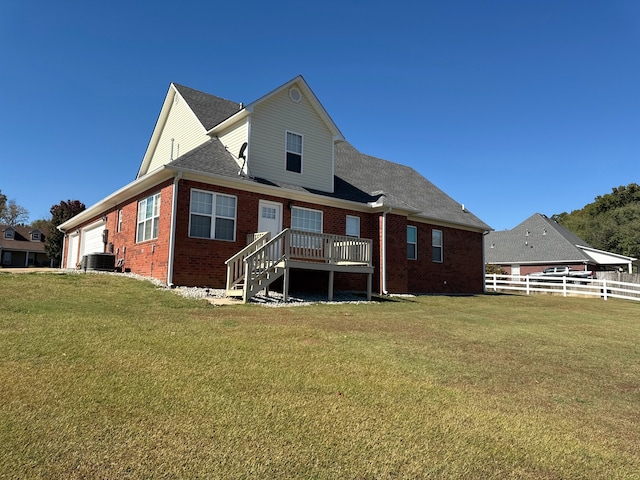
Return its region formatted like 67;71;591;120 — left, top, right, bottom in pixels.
1;273;639;479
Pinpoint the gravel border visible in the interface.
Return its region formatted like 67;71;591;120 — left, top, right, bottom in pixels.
61;269;379;307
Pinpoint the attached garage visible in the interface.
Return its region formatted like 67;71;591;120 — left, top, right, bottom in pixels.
80;221;105;257
67;233;79;268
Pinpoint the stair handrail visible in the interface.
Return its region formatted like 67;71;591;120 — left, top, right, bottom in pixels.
224;231;270;290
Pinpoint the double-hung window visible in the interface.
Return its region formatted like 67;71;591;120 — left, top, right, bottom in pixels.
189;189;237;241
286;131;303;173
432;229;443;263
136;193;160;242
346;215;360;238
407;226;417;260
291;206;322;248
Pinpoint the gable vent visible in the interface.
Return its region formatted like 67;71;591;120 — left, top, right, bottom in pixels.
289;87;302;103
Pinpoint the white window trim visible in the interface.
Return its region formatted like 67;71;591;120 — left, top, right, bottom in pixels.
188;189;237;242
4;228;14;239
291;206;323;233
285;130;303;174
117;209;123;233
407;225;417;260
136;193;161;243
346;215;360;238
432;229;443;263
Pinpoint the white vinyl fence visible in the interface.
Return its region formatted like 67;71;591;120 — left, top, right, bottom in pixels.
485;274;640;302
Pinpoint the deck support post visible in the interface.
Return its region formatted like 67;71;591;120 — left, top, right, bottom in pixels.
328;270;334;301
367;273;372;301
283;266;290;302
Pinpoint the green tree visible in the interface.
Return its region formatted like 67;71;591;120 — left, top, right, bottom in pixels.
46;200;86;267
0;189;29;226
554;183;640;260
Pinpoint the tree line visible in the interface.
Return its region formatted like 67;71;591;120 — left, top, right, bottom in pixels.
552;183;640;260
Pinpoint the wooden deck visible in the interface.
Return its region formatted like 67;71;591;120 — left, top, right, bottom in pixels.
225;229;374;302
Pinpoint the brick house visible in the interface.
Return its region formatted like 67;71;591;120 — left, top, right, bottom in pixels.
59;76;491;300
484;213;636;276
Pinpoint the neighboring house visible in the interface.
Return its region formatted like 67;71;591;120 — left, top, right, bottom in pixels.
485;213;637;276
0;225;49;267
58;76;491;300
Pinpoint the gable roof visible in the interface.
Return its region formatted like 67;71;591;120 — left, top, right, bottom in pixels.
484;213;593;265
172;83;241;131
0;225;46;253
165;138;490;231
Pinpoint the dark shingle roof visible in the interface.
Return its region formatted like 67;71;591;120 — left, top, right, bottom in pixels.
334;142;491;230
0;225;46;253
484;213;591;264
169;139;490;231
172;83;241;130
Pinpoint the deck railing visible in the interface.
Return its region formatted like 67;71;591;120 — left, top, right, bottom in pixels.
225;229;373;297
224;232;270;291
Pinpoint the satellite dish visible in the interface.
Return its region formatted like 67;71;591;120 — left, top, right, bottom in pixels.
238;142;248;160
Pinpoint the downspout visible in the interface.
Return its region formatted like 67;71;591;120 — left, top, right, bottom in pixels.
166;171;183;286
482;230;490;293
60;229;67;269
381;208;392;295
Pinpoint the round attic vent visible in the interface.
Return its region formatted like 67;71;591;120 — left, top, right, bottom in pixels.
289;87;302;103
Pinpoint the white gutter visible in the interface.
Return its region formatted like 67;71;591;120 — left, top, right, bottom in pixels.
381;208;391;294
482;230;490;293
166;171;183;286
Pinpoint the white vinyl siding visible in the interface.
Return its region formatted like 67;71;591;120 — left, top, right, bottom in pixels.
249;86;334;192
189;189;237;241
218;120;249;171
146;92;208;173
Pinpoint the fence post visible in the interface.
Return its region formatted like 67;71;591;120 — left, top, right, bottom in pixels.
562;277;567;297
525;276;530;295
492;274;497;292
602;278;608;301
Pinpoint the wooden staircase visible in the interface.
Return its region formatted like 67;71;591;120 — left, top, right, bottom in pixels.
225;229;374;303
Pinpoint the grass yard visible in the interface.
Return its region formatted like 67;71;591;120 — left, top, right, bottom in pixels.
1;272;639;479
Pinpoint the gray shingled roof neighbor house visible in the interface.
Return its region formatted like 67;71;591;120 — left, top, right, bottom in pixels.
485;213;637;271
485;213;593;265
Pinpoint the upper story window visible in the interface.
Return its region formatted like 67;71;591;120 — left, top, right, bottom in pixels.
31;231;40;241
432;229;443;263
136;193;161;242
4;228;14;239
189;189;237;241
346;215;360;238
407;225;417;260
117;209;123;233
286;131;303;174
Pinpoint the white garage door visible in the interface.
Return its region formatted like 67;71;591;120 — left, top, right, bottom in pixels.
67;234;79;268
81;222;105;256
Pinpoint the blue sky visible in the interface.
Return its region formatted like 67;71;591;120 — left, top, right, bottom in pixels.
1;0;638;230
